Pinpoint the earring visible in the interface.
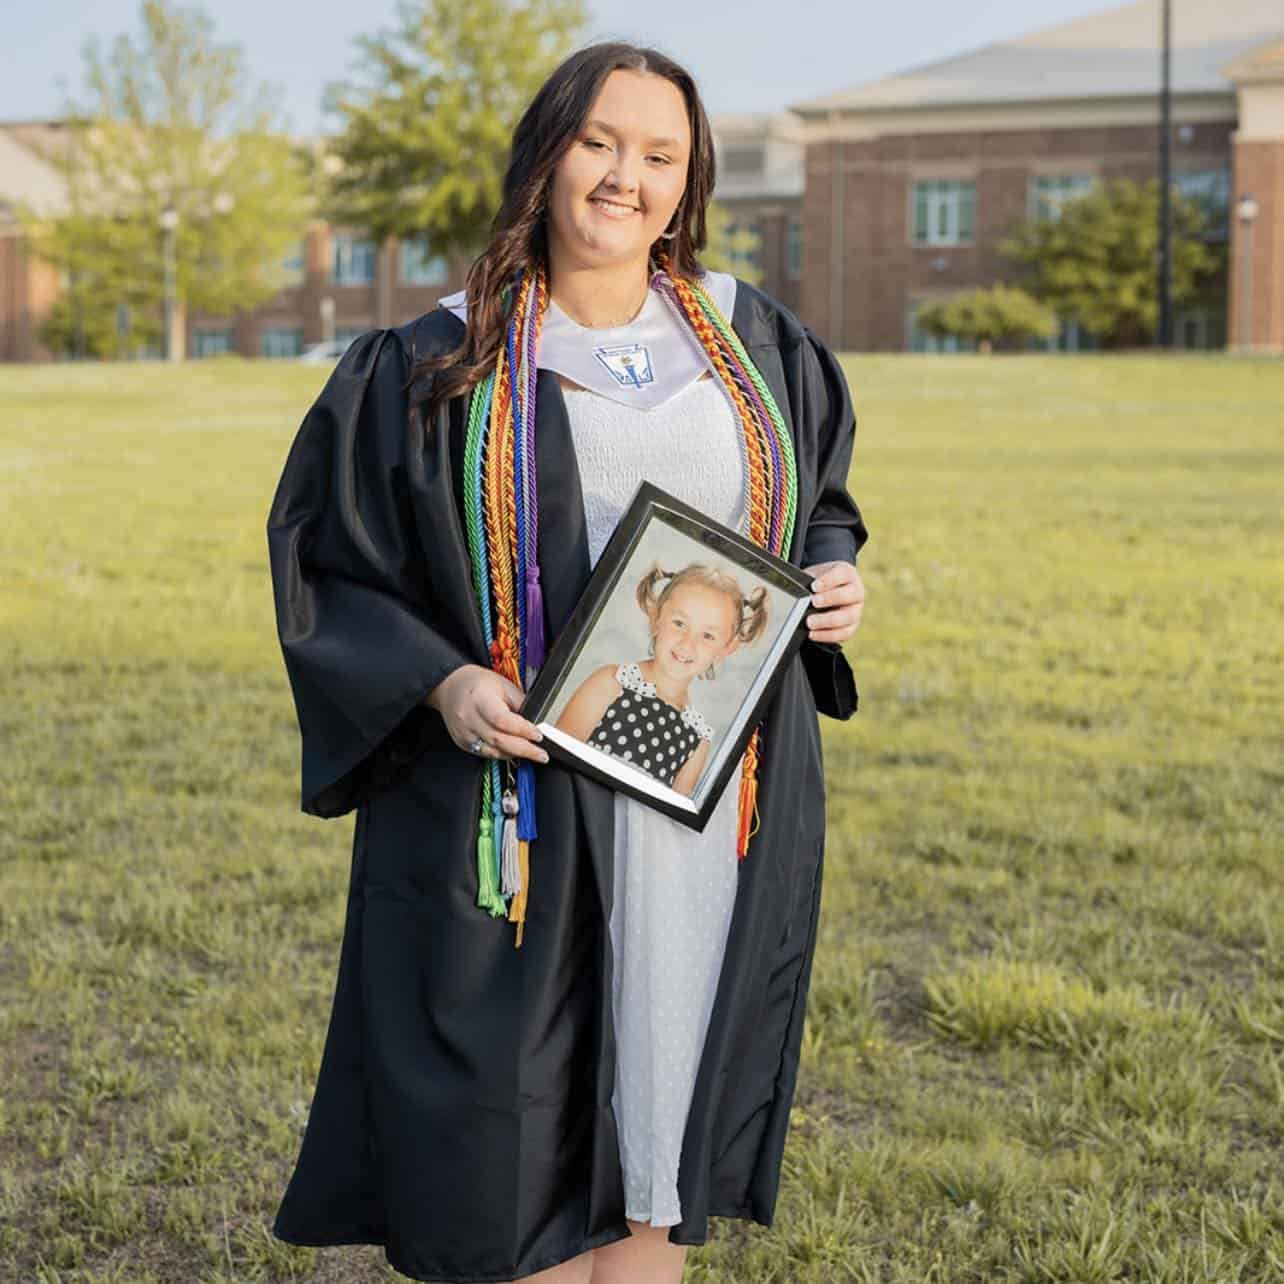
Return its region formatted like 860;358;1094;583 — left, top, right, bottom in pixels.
658;207;682;240
648;634;656;657
702;663;716;681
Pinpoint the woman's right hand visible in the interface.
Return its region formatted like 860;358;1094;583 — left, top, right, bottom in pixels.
426;664;549;764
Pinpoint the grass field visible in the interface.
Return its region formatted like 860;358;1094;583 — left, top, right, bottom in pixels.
2;352;1282;1282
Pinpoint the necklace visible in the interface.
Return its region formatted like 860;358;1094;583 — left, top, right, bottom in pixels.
550;282;650;330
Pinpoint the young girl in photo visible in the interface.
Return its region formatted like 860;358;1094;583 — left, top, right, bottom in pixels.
555;562;769;797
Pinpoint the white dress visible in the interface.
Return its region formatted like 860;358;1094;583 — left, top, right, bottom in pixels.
563;376;748;1226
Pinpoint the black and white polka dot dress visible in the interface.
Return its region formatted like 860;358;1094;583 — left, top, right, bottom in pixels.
586;661;714;787
563;375;748;1227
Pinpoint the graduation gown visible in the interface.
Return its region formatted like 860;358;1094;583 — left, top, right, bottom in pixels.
264;276;869;1283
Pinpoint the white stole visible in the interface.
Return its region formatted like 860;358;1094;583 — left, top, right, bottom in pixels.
437;269;738;412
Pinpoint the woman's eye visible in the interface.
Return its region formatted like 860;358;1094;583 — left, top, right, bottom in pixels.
583;138;608;150
648;155;671;165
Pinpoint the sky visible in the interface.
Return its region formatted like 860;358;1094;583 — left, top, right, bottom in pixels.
4;0;1126;134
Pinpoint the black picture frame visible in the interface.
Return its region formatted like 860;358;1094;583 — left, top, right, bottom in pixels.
520;481;815;831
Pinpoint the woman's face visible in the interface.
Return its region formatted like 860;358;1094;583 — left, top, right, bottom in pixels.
545;68;691;270
650;583;740;684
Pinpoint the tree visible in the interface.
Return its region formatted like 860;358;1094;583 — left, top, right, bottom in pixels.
700;202;764;285
998;177;1223;348
320;0;587;254
915;284;1058;353
16;1;315;359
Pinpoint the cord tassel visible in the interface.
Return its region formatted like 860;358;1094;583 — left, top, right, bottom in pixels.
500;789;521;895
508;839;531;947
491;763;505;888
736;729;763;860
524;564;547;674
475;817;505;916
516;760;538;841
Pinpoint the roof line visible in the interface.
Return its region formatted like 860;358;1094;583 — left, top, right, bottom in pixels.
790;0;1133;113
790;86;1236;119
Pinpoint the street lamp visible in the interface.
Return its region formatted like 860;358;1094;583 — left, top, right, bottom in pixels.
159;206;179;362
1157;0;1173;348
1236;194;1260;353
157;193;235;362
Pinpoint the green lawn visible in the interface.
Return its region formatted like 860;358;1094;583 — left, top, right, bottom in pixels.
2;353;1282;1282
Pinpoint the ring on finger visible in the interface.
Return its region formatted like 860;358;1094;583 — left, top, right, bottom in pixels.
468;736;486;756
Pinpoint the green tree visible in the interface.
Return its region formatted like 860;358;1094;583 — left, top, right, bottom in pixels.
999;177;1223;348
700;202;764;285
16;0;314;359
915;284;1058;353
321;0;587;254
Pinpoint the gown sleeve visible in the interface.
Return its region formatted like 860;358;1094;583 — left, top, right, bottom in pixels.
266;328;476;818
797;325;869;722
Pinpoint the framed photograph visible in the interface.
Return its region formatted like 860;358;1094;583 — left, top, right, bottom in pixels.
521;481;815;831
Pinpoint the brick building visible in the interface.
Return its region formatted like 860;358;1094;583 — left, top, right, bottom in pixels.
4;0;1281;359
0;112;803;363
0;118;474;363
185;223;469;360
708;113;804;315
791;0;1284;352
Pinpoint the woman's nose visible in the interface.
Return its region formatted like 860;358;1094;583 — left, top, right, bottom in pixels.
605;152;641;194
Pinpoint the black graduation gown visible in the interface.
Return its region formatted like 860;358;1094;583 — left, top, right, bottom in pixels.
264;277;869;1283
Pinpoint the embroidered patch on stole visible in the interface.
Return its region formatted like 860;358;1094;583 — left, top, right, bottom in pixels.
592;343;654;389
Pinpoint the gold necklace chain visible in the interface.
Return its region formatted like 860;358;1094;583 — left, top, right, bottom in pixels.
552;283;651;330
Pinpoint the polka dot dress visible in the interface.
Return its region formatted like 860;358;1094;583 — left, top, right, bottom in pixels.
586;662;714;788
562;377;747;1228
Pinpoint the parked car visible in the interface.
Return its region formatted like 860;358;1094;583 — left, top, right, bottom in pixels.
297;337;361;364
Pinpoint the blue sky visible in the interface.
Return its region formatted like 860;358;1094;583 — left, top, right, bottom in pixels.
8;0;1123;134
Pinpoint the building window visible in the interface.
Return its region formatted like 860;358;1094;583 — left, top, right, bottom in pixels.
721;146;764;175
279;239;305;287
1029;174;1095;222
261;326;304;358
192;327;234;357
1027;317;1100;353
785;215;802;281
725;218;761;271
911;180;975;245
906;302;976;353
332;234;376;285
1174;170;1229;240
1174;308;1224;350
399;236;449;286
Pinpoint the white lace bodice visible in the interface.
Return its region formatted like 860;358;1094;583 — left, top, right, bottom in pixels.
562;376;747;567
561;355;745;1231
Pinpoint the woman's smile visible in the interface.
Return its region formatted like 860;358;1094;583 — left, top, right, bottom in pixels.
589;195;640;218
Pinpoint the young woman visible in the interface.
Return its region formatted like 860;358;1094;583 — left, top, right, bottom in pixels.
266;40;867;1284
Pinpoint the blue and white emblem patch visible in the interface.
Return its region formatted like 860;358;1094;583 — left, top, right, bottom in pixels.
592;342;654;389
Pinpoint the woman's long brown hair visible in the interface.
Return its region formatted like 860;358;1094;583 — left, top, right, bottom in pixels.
410;41;717;422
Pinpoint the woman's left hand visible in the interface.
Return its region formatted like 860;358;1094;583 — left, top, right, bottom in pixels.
803;560;865;645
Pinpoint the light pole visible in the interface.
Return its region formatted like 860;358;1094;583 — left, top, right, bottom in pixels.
157;193;235;361
1236;194;1259;353
159;206;179;362
1157;0;1173;348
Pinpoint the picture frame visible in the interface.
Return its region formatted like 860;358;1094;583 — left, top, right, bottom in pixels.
520;481;815;831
